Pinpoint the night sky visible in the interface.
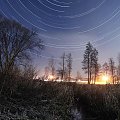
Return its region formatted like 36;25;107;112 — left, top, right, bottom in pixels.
0;0;120;77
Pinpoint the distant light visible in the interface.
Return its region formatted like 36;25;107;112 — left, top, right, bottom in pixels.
56;79;63;82
102;75;109;81
44;79;49;81
48;75;54;80
70;80;76;82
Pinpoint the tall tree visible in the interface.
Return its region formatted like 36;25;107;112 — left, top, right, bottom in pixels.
57;69;63;80
66;53;72;81
61;53;65;79
82;42;98;84
91;48;99;84
103;62;109;75
82;42;93;84
57;53;66;80
117;53;120;83
44;66;50;79
0;18;43;77
48;57;56;79
109;58;115;84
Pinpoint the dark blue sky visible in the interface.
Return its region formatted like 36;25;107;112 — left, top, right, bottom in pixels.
0;0;120;77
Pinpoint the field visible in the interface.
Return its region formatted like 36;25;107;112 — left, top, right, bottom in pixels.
0;80;120;120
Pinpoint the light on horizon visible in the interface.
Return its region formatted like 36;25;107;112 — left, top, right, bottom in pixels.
48;75;54;80
102;75;109;82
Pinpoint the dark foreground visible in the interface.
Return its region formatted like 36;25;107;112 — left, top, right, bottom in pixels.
0;80;120;120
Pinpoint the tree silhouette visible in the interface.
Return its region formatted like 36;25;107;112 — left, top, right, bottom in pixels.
44;66;50;79
0;18;43;77
48;57;56;80
91;48;99;84
82;42;98;84
109;58;115;84
117;53;120;83
57;53;66;80
66;53;72;81
103;62;109;75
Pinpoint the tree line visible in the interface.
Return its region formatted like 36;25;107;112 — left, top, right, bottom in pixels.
1;16;120;87
44;52;72;81
82;42;120;84
43;42;120;84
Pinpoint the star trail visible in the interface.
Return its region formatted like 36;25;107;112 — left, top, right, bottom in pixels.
0;0;120;76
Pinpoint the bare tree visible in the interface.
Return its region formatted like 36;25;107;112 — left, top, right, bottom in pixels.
91;48;99;84
118;53;120;75
109;58;115;84
117;53;120;83
57;53;66;80
0;18;44;95
48;57;56;80
103;62;109;75
57;69;63;80
0;18;43;77
44;66;50;79
66;53;72;81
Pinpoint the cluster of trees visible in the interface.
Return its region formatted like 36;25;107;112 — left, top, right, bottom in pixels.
58;53;72;81
82;42;120;84
44;57;56;80
102;57;120;84
44;53;73;81
82;42;99;84
1;15;120;86
43;41;120;85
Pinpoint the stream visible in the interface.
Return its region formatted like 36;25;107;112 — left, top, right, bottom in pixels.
71;107;82;120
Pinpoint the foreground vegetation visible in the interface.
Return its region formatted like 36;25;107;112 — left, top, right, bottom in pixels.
1;78;120;120
0;79;74;120
74;84;120;120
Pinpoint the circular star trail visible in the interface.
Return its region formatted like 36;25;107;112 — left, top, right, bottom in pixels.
0;0;120;61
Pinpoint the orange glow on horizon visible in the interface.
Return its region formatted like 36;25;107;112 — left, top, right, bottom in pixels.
96;74;110;84
48;75;54;80
102;75;109;82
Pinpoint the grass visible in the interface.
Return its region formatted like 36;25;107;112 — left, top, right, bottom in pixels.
0;81;74;120
0;80;120;120
73;84;120;120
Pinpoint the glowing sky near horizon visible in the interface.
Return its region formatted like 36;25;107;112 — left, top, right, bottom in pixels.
0;0;120;77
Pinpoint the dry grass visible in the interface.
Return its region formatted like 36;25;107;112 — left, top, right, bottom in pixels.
1;80;120;120
0;81;74;120
73;84;120;120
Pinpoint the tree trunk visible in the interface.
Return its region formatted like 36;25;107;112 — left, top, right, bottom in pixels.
88;57;90;84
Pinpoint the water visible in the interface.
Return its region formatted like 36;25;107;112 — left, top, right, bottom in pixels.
71;107;82;120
